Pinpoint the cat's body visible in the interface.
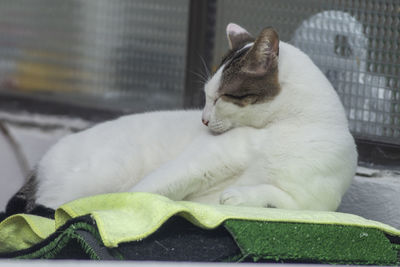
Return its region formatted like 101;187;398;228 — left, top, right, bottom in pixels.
5;24;357;215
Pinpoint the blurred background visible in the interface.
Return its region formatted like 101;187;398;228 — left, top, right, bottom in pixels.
0;0;189;111
0;0;399;225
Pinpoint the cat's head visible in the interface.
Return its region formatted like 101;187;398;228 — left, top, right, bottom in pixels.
202;23;280;134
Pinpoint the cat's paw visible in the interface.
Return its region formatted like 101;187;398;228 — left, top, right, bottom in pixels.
219;188;245;206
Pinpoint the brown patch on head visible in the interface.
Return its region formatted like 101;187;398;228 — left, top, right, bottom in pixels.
218;42;254;71
218;27;280;107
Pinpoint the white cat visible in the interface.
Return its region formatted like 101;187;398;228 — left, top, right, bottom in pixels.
6;23;357;215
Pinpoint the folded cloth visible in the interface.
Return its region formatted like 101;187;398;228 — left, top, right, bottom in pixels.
0;192;399;264
0;213;53;253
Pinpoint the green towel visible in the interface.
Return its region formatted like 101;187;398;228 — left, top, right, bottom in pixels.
0;213;53;253
1;192;399;264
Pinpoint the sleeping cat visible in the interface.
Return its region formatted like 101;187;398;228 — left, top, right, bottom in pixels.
5;23;357;217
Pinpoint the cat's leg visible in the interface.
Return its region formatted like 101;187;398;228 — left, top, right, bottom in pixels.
217;158;301;208
220;184;300;209
130;130;250;200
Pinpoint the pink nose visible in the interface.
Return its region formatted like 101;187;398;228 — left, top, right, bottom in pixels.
202;118;209;126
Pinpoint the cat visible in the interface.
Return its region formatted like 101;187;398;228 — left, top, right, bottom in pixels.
4;23;357;218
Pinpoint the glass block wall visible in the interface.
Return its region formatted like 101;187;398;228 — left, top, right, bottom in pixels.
213;0;400;145
0;0;188;112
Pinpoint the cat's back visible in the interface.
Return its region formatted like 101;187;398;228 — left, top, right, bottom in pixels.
38;110;204;178
53;109;201;145
276;42;350;128
272;42;356;151
35;110;206;206
265;42;357;202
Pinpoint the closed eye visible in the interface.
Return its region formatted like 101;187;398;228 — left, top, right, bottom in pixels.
223;93;257;100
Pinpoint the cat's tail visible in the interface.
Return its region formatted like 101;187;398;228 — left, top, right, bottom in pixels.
1;171;54;223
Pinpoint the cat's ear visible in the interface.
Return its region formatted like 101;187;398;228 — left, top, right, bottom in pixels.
226;23;254;50
241;27;279;77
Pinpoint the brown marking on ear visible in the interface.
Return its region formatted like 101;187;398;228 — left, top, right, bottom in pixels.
218;27;280;107
242;27;279;76
228;33;254;51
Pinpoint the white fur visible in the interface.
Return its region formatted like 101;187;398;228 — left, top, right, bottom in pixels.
36;41;357;211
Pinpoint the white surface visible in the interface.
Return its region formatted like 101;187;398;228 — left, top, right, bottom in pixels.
338;171;400;229
0;125;66;209
0;112;91;210
0;129;25;209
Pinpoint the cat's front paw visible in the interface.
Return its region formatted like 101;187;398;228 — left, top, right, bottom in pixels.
219;188;245;206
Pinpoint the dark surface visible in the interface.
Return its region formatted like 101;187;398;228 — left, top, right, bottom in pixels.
0;215;241;261
356;139;400;170
0;214;399;264
55;238;93;260
116;216;240;262
0;212;6;222
3;170;55;222
0;215;97;259
3;195;29;220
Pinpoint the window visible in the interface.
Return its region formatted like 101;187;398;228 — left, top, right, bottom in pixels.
0;0;189;112
0;0;399;166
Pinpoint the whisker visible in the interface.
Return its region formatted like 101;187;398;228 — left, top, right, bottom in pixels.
189;69;208;84
199;55;211;79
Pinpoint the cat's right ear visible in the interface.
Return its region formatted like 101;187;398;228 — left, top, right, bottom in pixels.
226;23;254;50
241;27;279;77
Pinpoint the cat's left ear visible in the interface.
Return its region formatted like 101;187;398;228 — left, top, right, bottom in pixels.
226;23;254;50
241;27;279;76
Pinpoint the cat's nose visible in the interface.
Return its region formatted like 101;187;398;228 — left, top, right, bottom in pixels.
202;118;209;126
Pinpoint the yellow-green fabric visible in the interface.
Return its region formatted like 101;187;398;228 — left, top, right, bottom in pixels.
0;214;53;253
1;192;400;253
